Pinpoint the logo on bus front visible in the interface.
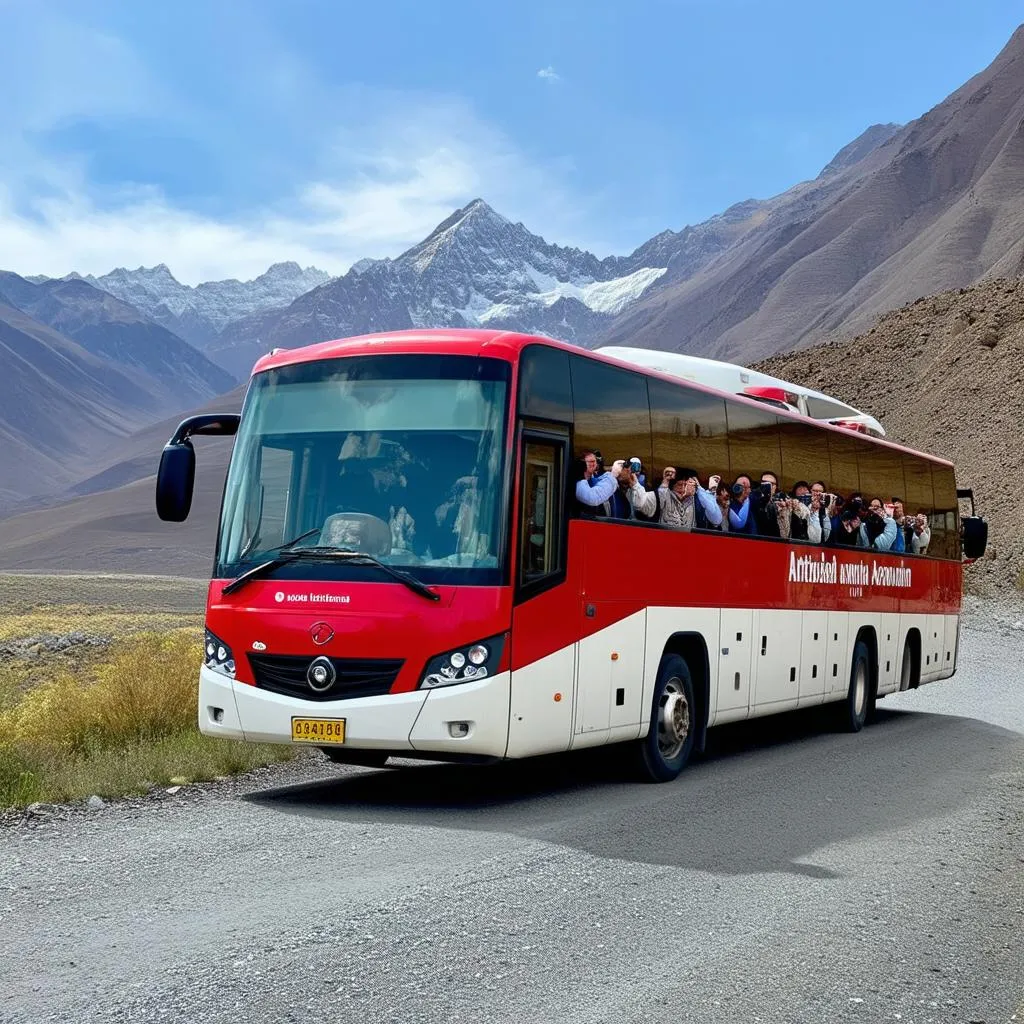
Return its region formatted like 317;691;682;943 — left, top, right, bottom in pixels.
310;622;334;646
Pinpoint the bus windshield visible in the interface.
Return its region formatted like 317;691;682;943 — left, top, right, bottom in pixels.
216;353;510;585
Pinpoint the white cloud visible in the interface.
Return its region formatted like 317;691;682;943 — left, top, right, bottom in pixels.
0;14;596;284
537;66;561;82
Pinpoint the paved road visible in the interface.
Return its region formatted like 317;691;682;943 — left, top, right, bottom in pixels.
3;619;1022;1024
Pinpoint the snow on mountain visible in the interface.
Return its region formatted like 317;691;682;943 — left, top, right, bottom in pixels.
77;261;331;350
208;199;673;377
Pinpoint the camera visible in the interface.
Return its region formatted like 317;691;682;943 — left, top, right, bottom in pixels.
797;494;812;506
628;458;642;474
758;482;774;499
731;482;746;498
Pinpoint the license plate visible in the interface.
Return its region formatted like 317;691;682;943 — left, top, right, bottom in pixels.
291;717;346;744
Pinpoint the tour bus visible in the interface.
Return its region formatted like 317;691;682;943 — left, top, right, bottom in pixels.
155;329;987;782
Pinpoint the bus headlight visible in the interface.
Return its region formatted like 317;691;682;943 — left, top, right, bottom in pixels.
419;634;507;689
204;628;236;679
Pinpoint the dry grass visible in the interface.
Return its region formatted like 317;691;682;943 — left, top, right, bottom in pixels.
0;575;296;809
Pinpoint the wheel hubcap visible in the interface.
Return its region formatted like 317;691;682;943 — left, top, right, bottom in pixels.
658;678;690;760
854;662;867;716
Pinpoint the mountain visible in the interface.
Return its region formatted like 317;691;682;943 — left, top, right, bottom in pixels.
0;272;236;412
207;199;674;378
0;302;153;512
597;26;1024;362
73;261;331;351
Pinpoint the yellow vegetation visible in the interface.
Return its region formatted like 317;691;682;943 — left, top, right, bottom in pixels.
0;627;294;808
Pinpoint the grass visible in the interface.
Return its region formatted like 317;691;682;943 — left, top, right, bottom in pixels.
0;575;296;810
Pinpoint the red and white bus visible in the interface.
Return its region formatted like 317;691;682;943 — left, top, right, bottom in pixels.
155;329;987;782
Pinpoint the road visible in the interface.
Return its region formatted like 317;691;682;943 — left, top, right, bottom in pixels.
2;616;1022;1024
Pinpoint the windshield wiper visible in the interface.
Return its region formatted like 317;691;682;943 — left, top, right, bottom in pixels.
280;548;441;603
222;528;324;596
238;526;320;561
221;546;441;602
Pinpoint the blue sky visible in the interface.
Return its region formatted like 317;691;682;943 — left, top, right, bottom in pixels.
0;0;1020;282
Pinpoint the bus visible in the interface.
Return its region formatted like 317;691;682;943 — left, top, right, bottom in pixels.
155;329;988;782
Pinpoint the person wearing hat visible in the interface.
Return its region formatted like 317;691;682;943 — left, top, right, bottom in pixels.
626;464;722;530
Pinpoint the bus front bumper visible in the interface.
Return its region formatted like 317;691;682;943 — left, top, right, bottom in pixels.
197;664;511;757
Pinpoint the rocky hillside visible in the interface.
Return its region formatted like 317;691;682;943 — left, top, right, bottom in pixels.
598;26;1024;363
755;275;1024;595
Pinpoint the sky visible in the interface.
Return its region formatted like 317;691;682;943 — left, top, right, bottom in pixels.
0;0;1021;284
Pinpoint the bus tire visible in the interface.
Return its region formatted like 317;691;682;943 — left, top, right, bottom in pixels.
898;636;914;691
634;653;696;783
842;640;872;733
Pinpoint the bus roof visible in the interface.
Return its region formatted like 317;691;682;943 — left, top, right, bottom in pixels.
250;328;953;468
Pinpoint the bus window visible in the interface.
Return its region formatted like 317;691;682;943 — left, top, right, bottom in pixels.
726;402;781;488
518;345;573;423
570;355;652;479
931;464;959;560
903;455;935;529
855;439;906;511
648;378;728;486
778;421;823;492
827;430;861;499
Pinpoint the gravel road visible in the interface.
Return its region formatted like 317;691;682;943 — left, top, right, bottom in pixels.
2;612;1022;1024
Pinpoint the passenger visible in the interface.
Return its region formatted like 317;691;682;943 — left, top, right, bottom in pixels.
909;512;931;554
652;467;723;530
729;475;756;534
626;463;674;522
889;498;909;553
788;480;831;545
575;450;623;519
830;498;862;547
857;498;898;551
713;482;737;531
749;471;783;538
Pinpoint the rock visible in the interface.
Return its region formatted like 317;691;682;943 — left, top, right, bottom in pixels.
86;795;105;811
165;786;182;795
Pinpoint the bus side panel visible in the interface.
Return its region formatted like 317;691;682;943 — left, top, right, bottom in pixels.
942;614;959;679
826;613;851;700
797;610;828;707
715;609;753;724
572;608;646;747
923;614;945;682
507;645;577;758
877;612;902;696
752;609;802;711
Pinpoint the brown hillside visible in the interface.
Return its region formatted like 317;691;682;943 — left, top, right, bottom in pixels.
598;24;1024;364
755;275;1024;596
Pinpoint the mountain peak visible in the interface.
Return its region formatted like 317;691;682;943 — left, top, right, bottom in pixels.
818;122;902;178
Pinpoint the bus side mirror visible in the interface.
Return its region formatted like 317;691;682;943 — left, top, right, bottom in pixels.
154;412;240;522
156;441;196;522
961;515;988;560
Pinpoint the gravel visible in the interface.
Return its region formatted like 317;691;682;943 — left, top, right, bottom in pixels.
2;599;1022;1024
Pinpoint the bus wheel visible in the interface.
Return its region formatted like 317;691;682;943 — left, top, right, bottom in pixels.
635;653;696;782
898;637;914;691
842;640;872;733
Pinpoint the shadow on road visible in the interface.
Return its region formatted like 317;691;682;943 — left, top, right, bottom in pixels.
244;704;1023;878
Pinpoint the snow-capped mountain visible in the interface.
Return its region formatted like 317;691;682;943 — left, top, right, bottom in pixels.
71;261;331;350
209;200;672;377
